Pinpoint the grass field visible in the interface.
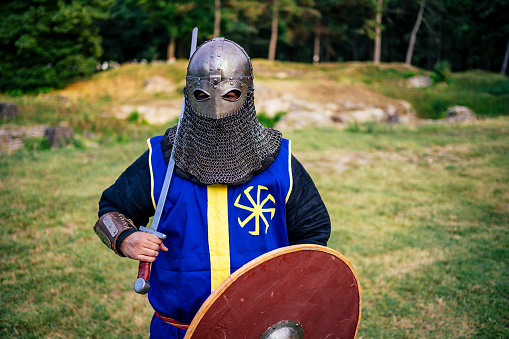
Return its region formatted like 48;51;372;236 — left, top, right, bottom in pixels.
1;118;507;338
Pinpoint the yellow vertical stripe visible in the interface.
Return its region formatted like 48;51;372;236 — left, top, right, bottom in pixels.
147;138;157;210
207;184;231;291
286;140;293;203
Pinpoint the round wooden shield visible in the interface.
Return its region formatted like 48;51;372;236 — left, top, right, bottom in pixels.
184;245;362;339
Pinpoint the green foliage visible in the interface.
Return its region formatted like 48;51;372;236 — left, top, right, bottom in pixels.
422;98;448;119
0;0;114;92
128;110;140;122
137;0;214;59
484;81;509;96
23;137;51;151
99;0;168;62
257;111;287;128
431;61;453;84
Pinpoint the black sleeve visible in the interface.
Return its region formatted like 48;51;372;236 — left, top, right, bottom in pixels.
286;155;331;246
98;150;155;228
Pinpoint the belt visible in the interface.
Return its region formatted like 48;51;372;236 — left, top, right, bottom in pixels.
155;311;190;330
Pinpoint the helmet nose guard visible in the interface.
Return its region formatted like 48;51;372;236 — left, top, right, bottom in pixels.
186;38;254;118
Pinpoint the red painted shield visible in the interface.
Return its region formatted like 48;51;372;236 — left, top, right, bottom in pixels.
184;245;362;339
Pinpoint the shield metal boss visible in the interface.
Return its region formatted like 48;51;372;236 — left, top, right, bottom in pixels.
184;244;362;339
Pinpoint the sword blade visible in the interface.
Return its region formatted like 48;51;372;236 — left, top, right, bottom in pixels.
149;27;198;234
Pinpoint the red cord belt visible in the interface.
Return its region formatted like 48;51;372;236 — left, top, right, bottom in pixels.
155;312;190;330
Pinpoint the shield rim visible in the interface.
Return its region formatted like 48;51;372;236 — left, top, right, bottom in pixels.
184;244;362;338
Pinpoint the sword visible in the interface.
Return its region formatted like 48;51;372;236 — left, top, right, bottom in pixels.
134;27;199;294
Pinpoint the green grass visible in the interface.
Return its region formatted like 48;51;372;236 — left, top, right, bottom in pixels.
369;69;509;118
1;119;508;337
285;119;508;337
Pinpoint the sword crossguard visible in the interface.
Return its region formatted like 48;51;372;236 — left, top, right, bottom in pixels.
139;226;167;240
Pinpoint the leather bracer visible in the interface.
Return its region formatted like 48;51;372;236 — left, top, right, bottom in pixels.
94;212;137;256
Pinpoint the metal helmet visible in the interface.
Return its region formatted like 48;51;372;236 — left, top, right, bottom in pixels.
163;38;282;186
185;37;254;118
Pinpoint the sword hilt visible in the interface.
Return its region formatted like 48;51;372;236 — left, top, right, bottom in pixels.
134;227;167;294
134;261;151;294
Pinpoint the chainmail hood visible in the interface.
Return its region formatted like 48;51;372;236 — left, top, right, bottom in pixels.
162;86;282;186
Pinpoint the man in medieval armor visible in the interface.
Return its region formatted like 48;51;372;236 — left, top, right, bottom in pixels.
93;38;331;338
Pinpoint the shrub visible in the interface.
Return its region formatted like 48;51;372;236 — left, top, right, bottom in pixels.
257;111;286;128
431;61;452;84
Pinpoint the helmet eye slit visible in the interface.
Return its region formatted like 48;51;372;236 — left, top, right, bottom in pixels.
222;89;241;101
193;89;210;101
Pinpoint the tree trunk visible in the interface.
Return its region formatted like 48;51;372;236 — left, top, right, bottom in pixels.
437;9;443;63
374;0;383;63
352;32;358;61
501;37;509;75
268;0;278;61
313;20;320;64
405;0;426;65
167;36;176;63
325;34;331;62
214;0;221;37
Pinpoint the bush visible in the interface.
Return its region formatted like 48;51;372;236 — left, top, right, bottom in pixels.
24;137;51;151
257;111;286;128
431;61;452;84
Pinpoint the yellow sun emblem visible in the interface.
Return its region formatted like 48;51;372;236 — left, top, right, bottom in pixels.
234;186;275;235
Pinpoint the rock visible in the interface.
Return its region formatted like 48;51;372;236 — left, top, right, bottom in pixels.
39;94;70;103
445;106;476;123
143;76;176;94
407;75;432;88
0;103;19;121
112;104;181;124
0;125;48;154
332;108;388;124
274;110;333;130
336;100;367;111
383;100;416;124
256;98;291;117
0;129;24;154
44;126;74;148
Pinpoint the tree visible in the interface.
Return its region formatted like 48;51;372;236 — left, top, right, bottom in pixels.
373;0;383;63
405;0;426;65
501;37;509;75
360;0;385;63
268;0;279;61
268;0;318;61
99;0;167;62
138;0;213;61
214;0;221;37
0;0;114;92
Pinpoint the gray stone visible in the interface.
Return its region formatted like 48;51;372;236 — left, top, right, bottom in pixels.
143;76;176;93
44;126;74;148
445;106;476;122
333;108;388;124
274;110;333;130
0;125;49;154
111;103;181;124
0;129;24;154
0;103;19;121
407;75;432;88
